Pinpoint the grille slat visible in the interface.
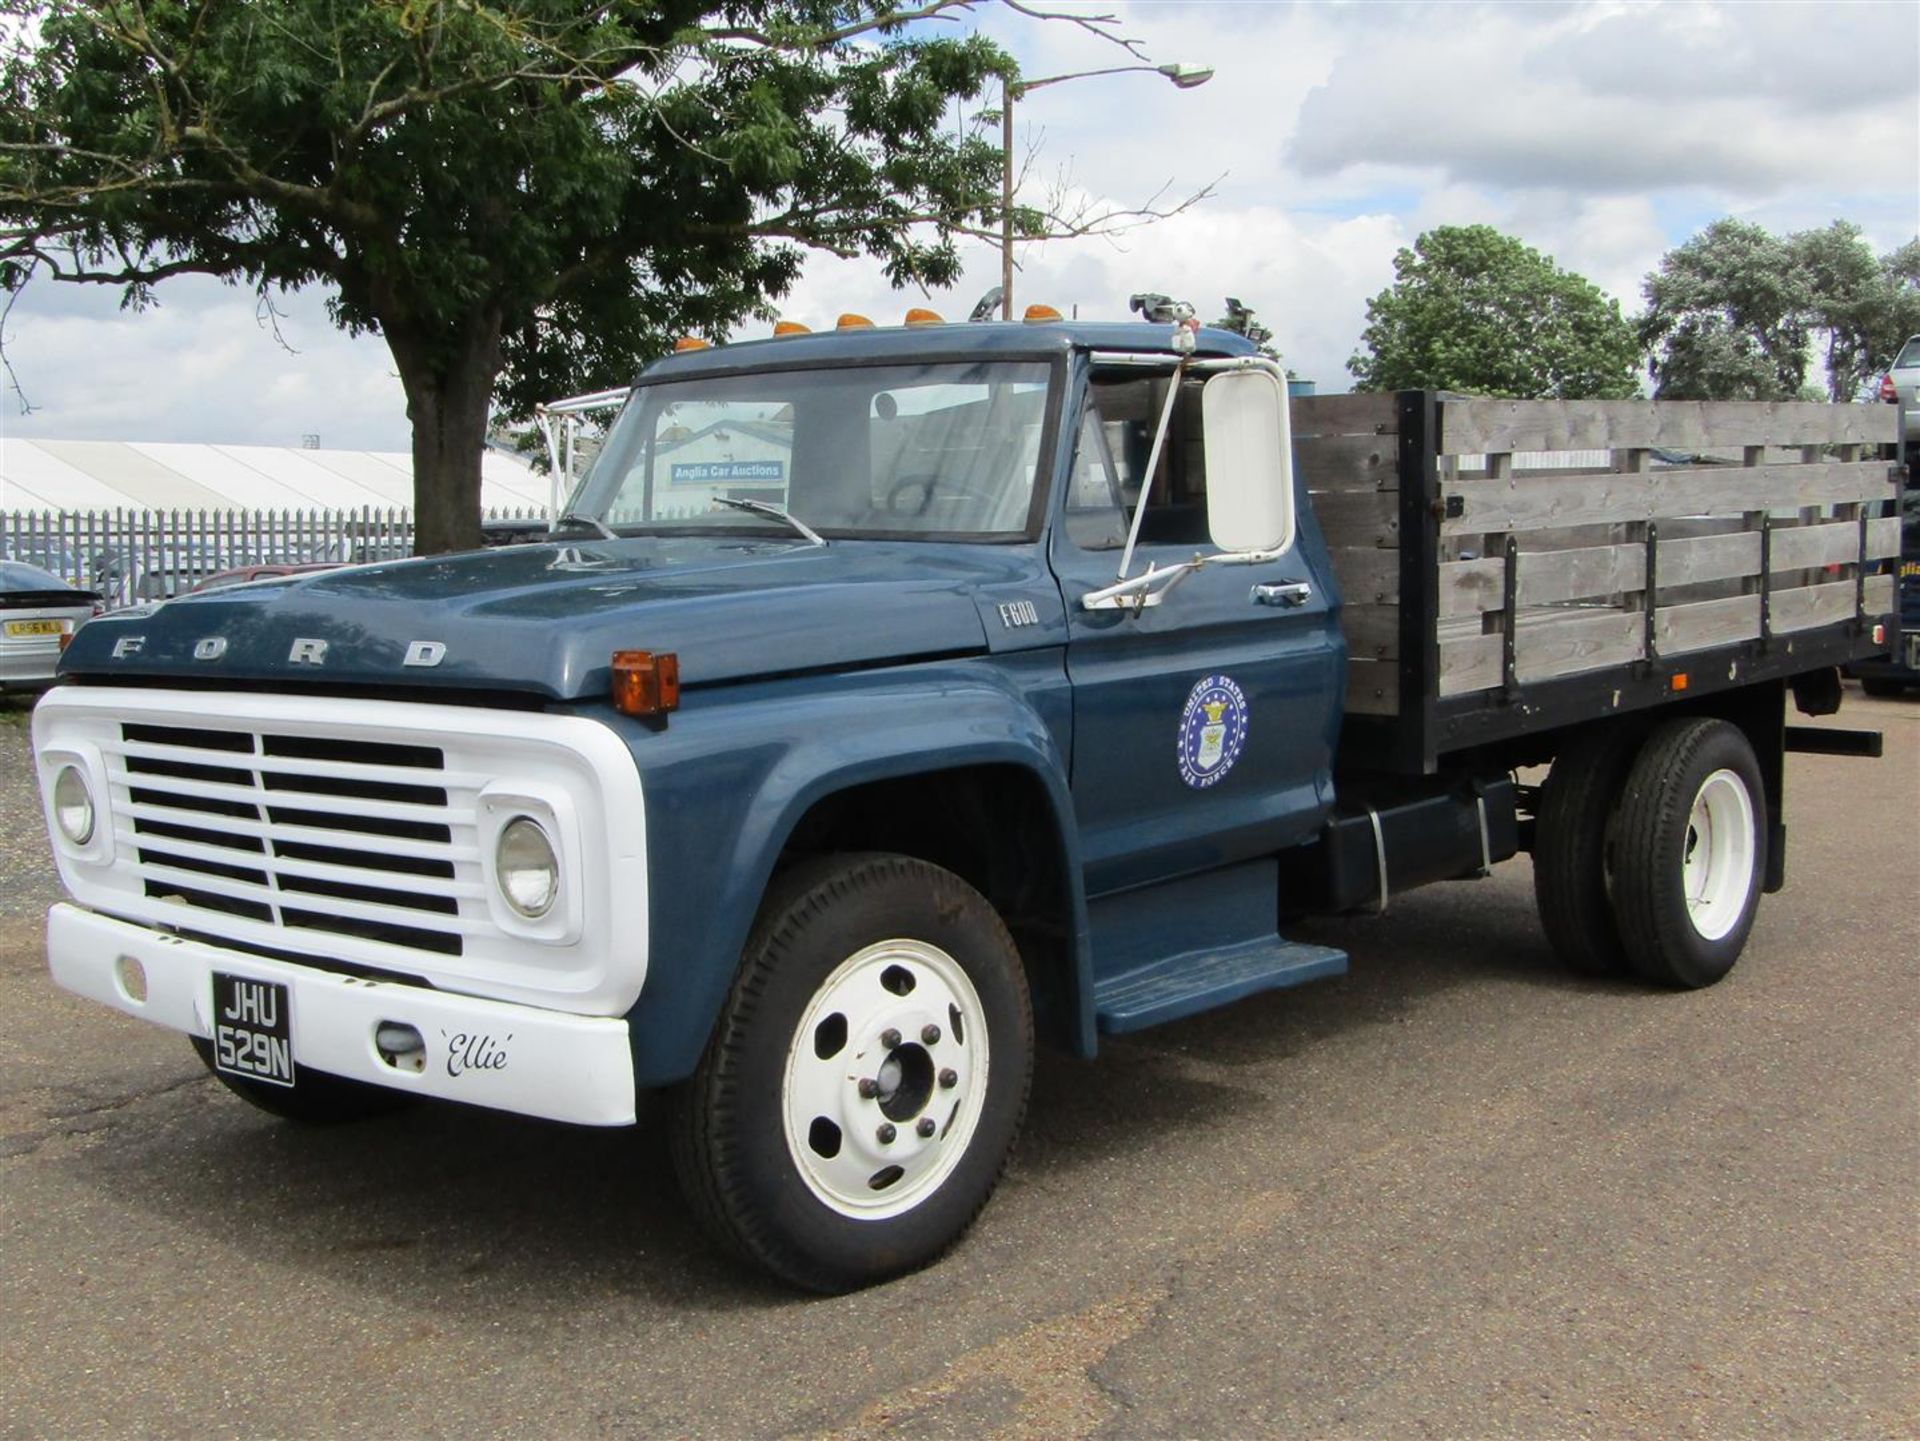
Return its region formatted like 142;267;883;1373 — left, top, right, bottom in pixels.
112;720;477;958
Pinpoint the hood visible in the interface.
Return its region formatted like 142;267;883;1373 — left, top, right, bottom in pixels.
59;536;1031;699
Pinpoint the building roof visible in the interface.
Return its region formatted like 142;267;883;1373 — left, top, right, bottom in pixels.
0;438;551;515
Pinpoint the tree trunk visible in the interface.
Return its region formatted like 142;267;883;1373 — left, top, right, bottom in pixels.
386;313;504;556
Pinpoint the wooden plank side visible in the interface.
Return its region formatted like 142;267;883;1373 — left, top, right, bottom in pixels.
1345;657;1400;715
1437;633;1502;697
1325;546;1399;605
1298;433;1398;492
1292;393;1399;439
1437;557;1503;618
1519;543;1642;607
1655;595;1762;655
1340;604;1400;661
1769;575;1895;633
1769;517;1901;571
1440;398;1896;455
1441;461;1895;536
1313;491;1400;549
1662;531;1761;588
1514;610;1644;683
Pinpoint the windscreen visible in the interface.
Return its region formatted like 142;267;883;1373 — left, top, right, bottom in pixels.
571;360;1054;540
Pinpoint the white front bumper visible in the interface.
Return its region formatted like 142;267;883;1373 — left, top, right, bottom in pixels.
49;904;637;1126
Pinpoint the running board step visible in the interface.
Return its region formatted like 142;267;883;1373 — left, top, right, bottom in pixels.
1093;938;1348;1034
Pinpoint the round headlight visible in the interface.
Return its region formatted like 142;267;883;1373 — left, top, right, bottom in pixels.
495;816;558;919
53;765;94;846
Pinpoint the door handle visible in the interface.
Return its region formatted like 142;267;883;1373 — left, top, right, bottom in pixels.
1252;581;1312;608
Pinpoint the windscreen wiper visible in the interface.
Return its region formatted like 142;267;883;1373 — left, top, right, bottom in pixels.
551;511;618;541
711;495;827;547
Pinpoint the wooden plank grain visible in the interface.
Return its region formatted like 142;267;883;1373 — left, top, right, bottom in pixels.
1340;604;1400;661
1325;546;1399;605
1344;657;1400;715
1769;517;1900;571
1514;610;1645;683
1655;595;1762;655
1314;491;1400;549
1293;393;1399;439
1439;398;1897;455
1299;433;1398;492
1441;461;1896;536
1770;573;1895;633
1438;633;1502;697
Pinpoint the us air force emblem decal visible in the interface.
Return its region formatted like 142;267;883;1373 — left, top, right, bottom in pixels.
1177;674;1248;789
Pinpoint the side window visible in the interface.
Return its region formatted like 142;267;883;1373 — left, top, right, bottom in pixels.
1066;374;1210;552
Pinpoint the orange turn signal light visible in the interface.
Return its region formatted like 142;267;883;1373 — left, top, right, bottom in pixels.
1670;672;1689;692
837;313;874;330
1023;304;1063;323
674;335;710;352
903;308;944;327
612;650;680;717
773;320;811;337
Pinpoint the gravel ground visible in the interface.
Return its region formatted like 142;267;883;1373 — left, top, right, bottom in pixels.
0;695;60;922
1;686;1915;1438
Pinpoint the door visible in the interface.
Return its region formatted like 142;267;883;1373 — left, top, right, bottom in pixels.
1050;367;1343;896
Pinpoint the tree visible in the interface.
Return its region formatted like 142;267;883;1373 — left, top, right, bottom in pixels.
0;1;1190;553
1639;219;1811;401
1791;222;1920;401
1347;225;1640;399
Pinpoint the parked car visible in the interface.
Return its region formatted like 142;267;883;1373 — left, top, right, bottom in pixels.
0;561;97;691
192;562;346;593
1881;334;1920;464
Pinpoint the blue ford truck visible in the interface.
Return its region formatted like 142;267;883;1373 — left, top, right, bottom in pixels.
31;317;1899;1291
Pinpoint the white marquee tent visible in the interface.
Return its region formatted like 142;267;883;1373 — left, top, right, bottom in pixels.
0;438;550;515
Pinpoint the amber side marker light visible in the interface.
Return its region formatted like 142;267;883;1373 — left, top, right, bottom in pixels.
674;336;710;352
773;320;811;337
612;650;680;717
1670;672;1690;692
1023;304;1063;323
837;313;874;330
903;307;944;327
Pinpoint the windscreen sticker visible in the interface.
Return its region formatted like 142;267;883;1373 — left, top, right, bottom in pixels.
1178;674;1248;789
669;461;785;487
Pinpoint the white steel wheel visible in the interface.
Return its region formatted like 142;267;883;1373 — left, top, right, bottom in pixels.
671;853;1033;1293
783;938;988;1219
1682;769;1756;942
1607;718;1768;989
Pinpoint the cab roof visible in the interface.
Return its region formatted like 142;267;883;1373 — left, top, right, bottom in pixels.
639;320;1258;382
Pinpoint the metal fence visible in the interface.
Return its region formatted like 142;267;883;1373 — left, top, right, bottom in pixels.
0;505;550;610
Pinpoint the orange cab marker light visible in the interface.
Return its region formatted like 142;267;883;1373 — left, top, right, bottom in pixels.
837;313;874;330
903;308;944;327
1023;304;1063;323
773;320;811;337
612;650;681;717
674;336;710;352
1670;672;1689;692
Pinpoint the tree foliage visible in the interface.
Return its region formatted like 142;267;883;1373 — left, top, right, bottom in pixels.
1347;225;1640;400
1640;218;1920;402
0;0;1191;551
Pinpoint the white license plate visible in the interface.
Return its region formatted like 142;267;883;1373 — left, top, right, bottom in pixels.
1906;633;1920;670
4;618;65;637
211;973;295;1087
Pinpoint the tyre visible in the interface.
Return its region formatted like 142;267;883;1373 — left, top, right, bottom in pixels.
1532;727;1638;974
190;1036;414;1124
1859;677;1906;698
1606;718;1767;989
671;853;1033;1293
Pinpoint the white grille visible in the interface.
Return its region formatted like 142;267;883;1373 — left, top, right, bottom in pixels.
111;720;481;958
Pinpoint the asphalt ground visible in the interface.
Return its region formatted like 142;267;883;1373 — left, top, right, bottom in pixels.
1;688;1915;1439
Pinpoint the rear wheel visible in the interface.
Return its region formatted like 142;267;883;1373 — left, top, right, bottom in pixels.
671;853;1032;1293
1532;728;1638;974
1859;677;1906;698
1606;719;1766;989
190;1037;413;1124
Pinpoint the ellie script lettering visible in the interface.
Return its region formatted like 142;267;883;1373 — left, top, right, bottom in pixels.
445;1031;512;1077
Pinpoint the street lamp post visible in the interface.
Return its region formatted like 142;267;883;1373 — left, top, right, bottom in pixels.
999;61;1214;321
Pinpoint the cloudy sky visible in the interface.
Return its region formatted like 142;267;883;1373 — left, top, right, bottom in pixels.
1;0;1915;453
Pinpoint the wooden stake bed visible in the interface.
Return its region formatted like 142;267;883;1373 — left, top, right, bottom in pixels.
1302;391;1902;774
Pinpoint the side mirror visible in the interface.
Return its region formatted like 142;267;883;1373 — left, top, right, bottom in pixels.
1202;368;1295;555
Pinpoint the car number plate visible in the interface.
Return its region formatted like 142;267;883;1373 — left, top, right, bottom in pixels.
4;618;64;637
1906;633;1920;670
211;973;295;1087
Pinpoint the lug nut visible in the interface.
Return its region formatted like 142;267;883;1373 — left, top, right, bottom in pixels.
857;1078;880;1100
939;1068;958;1089
921;1024;941;1045
880;1028;902;1049
876;1122;897;1145
916;1117;936;1138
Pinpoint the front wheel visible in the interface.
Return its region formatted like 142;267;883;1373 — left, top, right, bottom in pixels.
671;853;1033;1293
1606;719;1767;989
